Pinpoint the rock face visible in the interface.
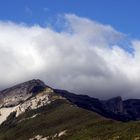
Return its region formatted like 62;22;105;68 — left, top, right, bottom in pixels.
0;79;56;125
0;79;46;107
15;87;54;117
104;96;123;113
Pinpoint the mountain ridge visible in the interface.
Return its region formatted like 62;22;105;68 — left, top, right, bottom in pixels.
1;79;140;122
1;79;140;139
54;89;140;121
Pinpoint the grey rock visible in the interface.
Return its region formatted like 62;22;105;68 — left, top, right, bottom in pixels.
0;79;47;107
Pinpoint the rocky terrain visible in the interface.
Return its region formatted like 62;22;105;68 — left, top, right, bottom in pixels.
1;79;140;140
0;79;46;107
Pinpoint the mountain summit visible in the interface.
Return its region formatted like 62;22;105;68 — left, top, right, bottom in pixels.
0;79;60;125
0;79;47;107
1;80;140;139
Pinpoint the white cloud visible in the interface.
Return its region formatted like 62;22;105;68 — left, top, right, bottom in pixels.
0;14;140;99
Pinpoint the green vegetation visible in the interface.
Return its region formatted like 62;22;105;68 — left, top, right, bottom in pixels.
0;99;140;140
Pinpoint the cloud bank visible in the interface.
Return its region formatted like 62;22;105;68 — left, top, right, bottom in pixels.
0;14;140;99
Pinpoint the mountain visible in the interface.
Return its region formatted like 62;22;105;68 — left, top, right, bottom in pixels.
0;80;140;140
0;79;46;107
55;89;140;121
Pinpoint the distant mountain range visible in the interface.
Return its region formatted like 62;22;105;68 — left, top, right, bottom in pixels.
0;79;140;140
55;89;140;121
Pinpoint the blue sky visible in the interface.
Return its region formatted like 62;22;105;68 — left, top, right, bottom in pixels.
0;0;140;38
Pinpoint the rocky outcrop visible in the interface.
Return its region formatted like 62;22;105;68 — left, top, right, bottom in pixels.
15;87;54;117
0;80;59;125
103;96;124;113
104;96;124;114
0;79;47;107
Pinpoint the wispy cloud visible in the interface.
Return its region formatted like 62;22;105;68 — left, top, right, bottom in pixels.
0;14;139;99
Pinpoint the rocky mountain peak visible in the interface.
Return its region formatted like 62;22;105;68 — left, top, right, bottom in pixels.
0;79;48;107
0;79;58;125
104;96;124;113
